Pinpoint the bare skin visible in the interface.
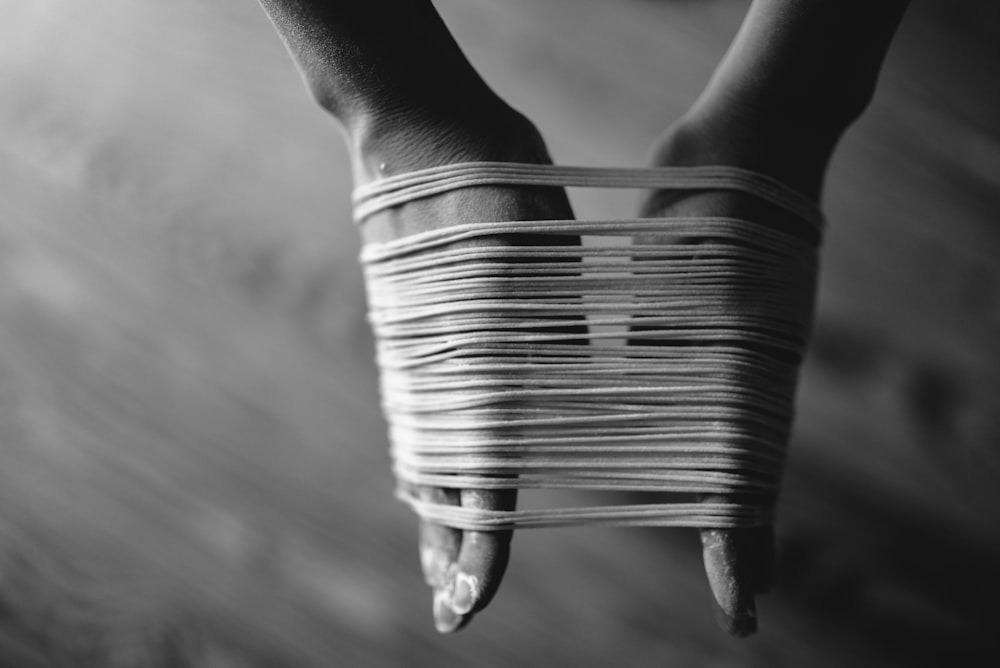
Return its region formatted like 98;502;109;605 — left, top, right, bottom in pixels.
256;0;909;636
638;0;910;635
256;0;576;634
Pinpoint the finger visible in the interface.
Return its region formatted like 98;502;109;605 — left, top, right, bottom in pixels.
445;488;517;617
415;486;461;589
699;526;758;638
698;492;762;637
411;485;471;633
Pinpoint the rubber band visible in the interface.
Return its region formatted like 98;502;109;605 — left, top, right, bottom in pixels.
354;162;821;531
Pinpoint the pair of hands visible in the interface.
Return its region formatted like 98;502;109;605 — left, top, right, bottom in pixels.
357;152;778;637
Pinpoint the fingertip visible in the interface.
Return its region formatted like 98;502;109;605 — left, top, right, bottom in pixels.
449;489;516;615
700;528;758;638
433;588;469;634
417;487;461;589
453;528;512;611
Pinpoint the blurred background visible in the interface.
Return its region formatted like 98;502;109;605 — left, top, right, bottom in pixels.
1;0;998;666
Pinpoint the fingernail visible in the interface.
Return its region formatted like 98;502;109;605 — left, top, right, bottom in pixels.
449;572;478;615
433;590;463;634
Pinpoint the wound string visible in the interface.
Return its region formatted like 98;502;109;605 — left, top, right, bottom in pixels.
355;163;821;531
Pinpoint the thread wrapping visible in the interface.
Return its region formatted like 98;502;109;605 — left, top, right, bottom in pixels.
354;163;821;531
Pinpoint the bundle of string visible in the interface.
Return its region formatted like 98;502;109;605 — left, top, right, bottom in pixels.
354;163;823;532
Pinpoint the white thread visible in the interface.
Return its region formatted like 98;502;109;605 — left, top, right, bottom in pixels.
355;163;821;531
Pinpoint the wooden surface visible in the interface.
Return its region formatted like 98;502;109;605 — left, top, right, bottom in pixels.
1;0;998;665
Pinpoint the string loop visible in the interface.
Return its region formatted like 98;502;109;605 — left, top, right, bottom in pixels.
355;163;821;531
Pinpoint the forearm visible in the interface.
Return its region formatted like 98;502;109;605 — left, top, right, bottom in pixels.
256;0;502;129
700;0;910;129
